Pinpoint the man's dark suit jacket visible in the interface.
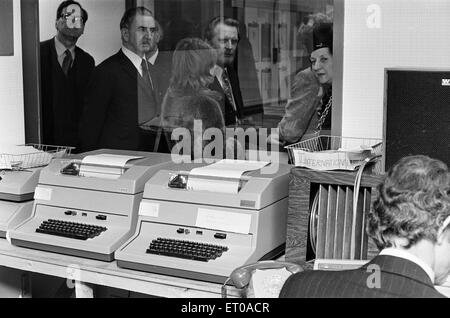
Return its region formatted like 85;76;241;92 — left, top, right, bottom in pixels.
79;49;170;152
151;50;172;107
210;65;244;126
40;38;94;150
280;255;445;298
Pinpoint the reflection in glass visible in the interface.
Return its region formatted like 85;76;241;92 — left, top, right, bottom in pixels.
35;0;334;152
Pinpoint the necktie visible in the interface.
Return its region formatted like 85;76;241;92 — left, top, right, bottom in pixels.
139;59;156;125
62;49;73;76
221;68;240;124
141;59;154;90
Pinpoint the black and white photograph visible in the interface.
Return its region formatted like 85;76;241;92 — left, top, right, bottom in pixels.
0;0;449;306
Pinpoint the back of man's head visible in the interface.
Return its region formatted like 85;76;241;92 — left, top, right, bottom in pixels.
368;155;450;250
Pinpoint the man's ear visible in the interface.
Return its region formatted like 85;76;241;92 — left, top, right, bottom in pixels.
121;28;129;42
154;32;161;44
391;237;409;248
437;229;450;245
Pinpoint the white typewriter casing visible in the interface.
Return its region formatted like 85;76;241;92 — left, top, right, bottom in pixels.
0;168;42;238
116;161;291;283
8;149;172;261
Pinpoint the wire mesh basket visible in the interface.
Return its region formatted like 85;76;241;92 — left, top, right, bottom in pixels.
285;135;383;173
0;144;74;170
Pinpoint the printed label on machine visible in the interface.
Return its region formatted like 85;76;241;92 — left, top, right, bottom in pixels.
34;187;52;201
196;208;251;234
138;202;160;218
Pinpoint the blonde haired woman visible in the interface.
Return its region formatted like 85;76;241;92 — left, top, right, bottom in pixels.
160;37;243;159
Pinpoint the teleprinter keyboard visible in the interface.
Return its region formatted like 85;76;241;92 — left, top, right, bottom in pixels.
146;237;228;262
36;219;107;240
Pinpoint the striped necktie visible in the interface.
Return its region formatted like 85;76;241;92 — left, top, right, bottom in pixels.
221;68;240;124
138;58;156;125
141;58;154;90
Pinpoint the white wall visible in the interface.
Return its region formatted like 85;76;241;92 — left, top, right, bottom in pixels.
0;0;25;145
39;0;125;65
342;0;450;139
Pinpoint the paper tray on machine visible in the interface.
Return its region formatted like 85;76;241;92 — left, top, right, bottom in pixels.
0;144;74;170
285;135;383;172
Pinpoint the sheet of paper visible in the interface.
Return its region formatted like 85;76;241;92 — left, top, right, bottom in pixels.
250;268;292;298
187;178;239;194
189;159;270;179
187;160;269;193
80;154;143;179
78;170;122;180
293;150;352;171
0;160;11;170
81;154;143;167
196;208;251;234
0;145;44;169
0;144;39;155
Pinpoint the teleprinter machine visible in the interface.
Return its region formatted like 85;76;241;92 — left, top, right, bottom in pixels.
0;168;40;238
0;145;73;238
9;149;172;261
116;161;292;283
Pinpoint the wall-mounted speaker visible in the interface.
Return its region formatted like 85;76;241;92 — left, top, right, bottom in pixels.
384;69;450;170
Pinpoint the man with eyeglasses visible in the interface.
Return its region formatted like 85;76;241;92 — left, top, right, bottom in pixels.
40;0;94;152
205;17;245;127
79;7;172;152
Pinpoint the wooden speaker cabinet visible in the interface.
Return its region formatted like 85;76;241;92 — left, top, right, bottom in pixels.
285;168;384;265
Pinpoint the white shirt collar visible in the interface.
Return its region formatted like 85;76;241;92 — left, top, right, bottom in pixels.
212;65;225;87
122;46;144;75
55;36;75;58
379;247;435;282
213;64;224;79
121;46;159;75
213;65;223;77
54;37;75;61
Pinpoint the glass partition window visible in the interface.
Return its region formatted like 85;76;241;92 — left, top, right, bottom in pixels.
32;0;334;153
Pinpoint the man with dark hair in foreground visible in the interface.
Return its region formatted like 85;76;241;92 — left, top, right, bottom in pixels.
280;155;450;298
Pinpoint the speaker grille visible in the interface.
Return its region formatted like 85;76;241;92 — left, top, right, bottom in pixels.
385;70;450;170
